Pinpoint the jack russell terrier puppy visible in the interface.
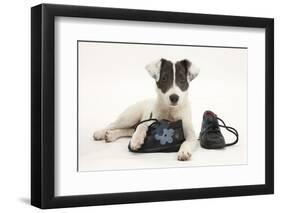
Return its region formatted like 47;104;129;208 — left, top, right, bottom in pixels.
93;58;199;161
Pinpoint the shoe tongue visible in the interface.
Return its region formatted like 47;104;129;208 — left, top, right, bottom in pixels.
204;111;218;123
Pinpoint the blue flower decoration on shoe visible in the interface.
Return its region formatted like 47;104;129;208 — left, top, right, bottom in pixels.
155;128;175;145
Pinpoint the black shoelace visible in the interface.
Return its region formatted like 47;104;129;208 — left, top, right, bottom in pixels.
134;113;167;133
134;118;171;136
134;118;159;130
205;117;239;146
135;116;239;147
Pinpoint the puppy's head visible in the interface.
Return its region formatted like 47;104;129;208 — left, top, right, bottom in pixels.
146;58;199;107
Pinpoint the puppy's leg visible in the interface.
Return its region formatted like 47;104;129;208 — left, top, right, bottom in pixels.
93;122;133;141
93;102;143;141
129;115;155;150
177;116;198;161
93;124;115;141
104;128;134;142
129;124;148;151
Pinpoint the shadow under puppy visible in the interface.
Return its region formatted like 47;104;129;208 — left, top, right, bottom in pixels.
94;58;199;161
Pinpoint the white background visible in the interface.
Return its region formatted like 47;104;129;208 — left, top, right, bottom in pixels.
0;0;279;212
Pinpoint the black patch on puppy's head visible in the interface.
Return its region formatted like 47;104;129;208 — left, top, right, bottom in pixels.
156;59;173;93
175;59;190;91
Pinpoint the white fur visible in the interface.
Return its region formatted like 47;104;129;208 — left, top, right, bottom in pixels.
93;59;199;161
145;59;162;81
188;63;200;81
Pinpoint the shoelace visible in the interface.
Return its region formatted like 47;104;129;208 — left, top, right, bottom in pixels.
134;118;162;132
205;117;239;146
135;117;239;147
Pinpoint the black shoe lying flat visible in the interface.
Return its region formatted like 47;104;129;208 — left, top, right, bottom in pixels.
128;119;185;153
199;110;239;149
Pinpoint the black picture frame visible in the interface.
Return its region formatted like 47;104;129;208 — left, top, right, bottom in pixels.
31;3;274;209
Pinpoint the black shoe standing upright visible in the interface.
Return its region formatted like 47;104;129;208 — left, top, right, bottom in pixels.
199;110;239;149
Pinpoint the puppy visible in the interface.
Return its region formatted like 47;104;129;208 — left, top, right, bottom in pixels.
93;58;199;161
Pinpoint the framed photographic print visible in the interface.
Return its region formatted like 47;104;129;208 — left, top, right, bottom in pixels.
31;3;274;209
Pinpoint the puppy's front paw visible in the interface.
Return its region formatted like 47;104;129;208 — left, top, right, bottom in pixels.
130;126;147;151
177;149;192;161
93;129;106;141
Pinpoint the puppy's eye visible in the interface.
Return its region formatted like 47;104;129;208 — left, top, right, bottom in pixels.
179;78;186;83
161;76;168;82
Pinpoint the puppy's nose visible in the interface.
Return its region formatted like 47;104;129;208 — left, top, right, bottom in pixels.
169;94;179;104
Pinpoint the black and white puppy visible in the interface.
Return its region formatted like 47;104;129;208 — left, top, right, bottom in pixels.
94;58;199;161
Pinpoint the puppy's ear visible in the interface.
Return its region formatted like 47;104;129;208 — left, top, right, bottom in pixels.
145;59;162;81
180;59;200;81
